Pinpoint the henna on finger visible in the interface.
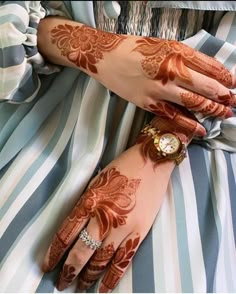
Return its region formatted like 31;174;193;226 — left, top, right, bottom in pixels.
51;24;126;73
98;234;140;293
145;101;202;135
57;264;77;291
133;38;235;89
44;168;140;272
77;243;116;291
180;92;233;118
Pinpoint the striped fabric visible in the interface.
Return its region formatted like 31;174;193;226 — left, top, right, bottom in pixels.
0;1;236;293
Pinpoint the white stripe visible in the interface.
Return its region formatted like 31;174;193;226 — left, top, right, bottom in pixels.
215;12;235;41
0;22;26;48
209;150;236;291
0;90;79;237
153;184;181;292
214;43;235;64
0;4;29;27
0;105;60;210
179;157;206;292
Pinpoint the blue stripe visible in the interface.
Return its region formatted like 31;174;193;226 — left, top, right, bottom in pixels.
11;67;39;102
224;151;236;244
0;45;25;67
0;14;26;33
188;144;219;292
198;35;224;57
132;230;155;293
0;136;73;265
171;166;193;292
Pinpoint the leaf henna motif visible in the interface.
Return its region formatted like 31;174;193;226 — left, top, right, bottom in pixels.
99;235;140;293
133;38;233;87
46;168;140;270
78;243;115;291
133;39;193;85
51;24;126;73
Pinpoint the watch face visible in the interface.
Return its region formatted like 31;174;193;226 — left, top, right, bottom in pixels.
158;133;180;155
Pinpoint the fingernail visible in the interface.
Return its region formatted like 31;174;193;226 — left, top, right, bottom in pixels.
42;262;50;273
225;108;234;118
196;125;207;137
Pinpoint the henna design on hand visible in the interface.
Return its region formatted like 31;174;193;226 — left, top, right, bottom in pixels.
99;235;140;293
133;39;234;87
45;168;140;271
133;39;192;85
57;264;77;291
51;24;126;73
77;243;115;291
146;101;198;134
180;92;233;118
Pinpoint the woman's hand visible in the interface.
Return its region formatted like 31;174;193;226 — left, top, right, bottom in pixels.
42;108;196;293
38;17;236;136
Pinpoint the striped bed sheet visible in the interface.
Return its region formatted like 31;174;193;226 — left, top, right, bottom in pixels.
0;1;236;293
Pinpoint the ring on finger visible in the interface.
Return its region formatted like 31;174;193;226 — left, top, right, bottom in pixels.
79;228;102;250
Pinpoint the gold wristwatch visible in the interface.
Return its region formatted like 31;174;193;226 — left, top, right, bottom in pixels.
141;124;186;165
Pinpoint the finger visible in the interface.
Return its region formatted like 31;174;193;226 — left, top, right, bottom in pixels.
146;101;206;137
43;197;90;272
98;232;141;293
176;89;234;119
182;43;236;88
56;218;102;291
77;235;120;291
176;68;236;107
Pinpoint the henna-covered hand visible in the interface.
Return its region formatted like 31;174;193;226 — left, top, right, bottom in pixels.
38;17;236;135
42;136;177;292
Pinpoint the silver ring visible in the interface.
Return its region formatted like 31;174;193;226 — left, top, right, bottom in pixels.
79;228;102;250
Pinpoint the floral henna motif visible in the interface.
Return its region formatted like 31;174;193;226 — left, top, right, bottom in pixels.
46;168;140;271
180;92;231;117
133;38;233;87
133;39;193;85
57;264;77;291
51;24;126;73
99;235;140;293
77;243;115;291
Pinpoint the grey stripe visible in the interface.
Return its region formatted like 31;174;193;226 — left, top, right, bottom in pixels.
198;34;224;57
0;14;26;32
132;230;155;293
0;45;24;67
171;167;193;292
11;68;39;102
0;137;73;264
0;1;26;10
188;144;219;292
223;151;236;243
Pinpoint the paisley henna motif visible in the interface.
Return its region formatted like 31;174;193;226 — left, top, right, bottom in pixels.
133;38;233;87
45;168;140;271
78;243;115;291
180;92;232;118
99;235;140;293
51;24;126;73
